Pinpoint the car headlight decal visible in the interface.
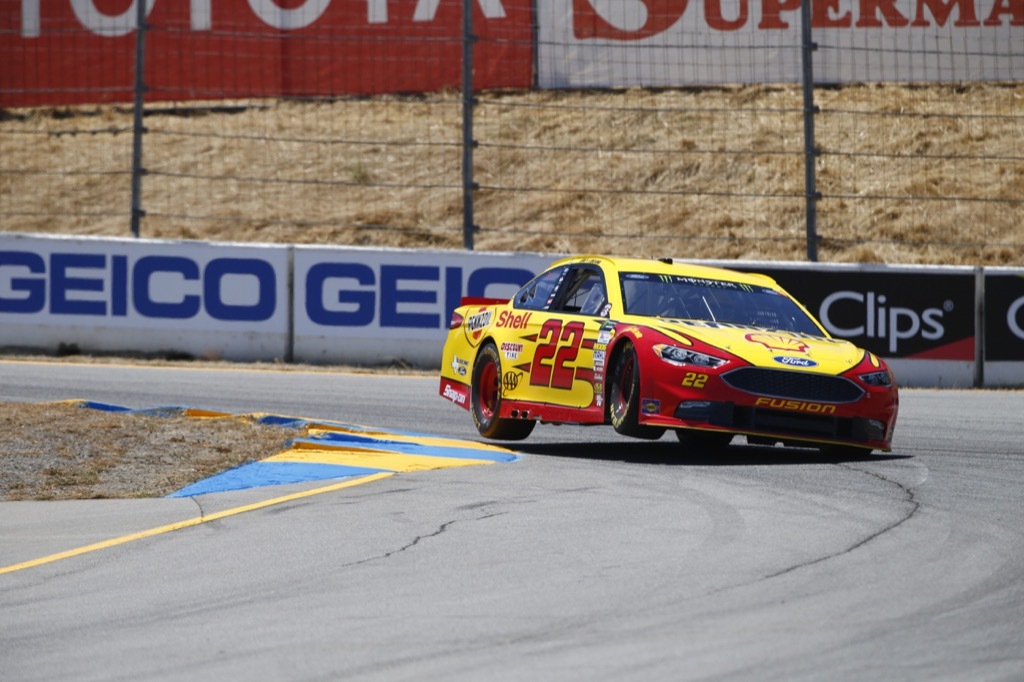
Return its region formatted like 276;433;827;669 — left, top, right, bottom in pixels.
654;344;727;369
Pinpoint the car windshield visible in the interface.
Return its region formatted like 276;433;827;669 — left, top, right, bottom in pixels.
619;272;824;335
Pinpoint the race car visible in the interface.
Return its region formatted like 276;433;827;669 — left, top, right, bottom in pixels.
439;256;898;453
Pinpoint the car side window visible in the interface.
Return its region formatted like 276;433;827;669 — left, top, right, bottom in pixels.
553;267;609;317
514;268;565;311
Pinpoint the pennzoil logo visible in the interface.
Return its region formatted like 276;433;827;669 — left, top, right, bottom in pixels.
745;332;809;354
467;310;493;332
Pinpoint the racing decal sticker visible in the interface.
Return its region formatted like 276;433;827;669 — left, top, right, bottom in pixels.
441;380;469;406
755;397;837;414
503;371;523;391
745;332;810;354
681;372;709;389
466;309;493;340
500;341;524;360
496;310;533;329
528;318;585;390
450;355;469;377
641;399;661;415
773;356;818;368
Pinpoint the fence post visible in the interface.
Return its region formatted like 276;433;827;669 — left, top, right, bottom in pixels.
129;0;148;239
461;0;478;250
800;0;819;262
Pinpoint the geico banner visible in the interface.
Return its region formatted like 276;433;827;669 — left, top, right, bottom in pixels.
1;0;532;106
2;236;1016;386
538;0;1024;88
292;247;553;365
983;269;1024;387
0;234;290;360
723;261;979;387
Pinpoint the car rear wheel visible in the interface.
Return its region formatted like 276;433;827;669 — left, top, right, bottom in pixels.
471;342;535;441
609;341;665;440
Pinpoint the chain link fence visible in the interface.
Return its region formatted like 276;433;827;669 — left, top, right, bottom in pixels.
2;0;1021;264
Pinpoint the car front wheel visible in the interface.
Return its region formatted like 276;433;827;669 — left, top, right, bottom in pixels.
609;341;665;440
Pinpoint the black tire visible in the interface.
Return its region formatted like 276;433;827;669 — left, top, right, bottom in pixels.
471;343;535;441
608;341;665;440
675;430;733;451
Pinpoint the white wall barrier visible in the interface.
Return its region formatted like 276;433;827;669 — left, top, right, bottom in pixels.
1;233;1021;387
291;246;553;366
0;233;291;362
983;268;1024;388
720;261;982;388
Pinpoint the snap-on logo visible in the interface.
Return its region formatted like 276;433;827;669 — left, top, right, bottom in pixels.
443;384;467;405
773;355;817;368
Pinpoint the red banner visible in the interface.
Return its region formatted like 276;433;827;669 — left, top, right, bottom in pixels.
0;0;533;106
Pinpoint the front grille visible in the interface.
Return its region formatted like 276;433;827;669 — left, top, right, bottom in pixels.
742;406;849;439
722;367;863;403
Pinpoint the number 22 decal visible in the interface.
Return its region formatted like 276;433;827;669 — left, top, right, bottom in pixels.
682;372;709;389
530;319;585;390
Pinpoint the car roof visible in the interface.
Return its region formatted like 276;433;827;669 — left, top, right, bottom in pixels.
550;255;782;290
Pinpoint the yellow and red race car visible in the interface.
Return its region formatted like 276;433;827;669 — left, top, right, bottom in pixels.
439;256;898;453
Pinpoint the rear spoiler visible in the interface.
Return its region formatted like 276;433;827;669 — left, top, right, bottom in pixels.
460;296;509;306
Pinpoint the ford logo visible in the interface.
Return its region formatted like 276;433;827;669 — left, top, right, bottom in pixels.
773;355;818;368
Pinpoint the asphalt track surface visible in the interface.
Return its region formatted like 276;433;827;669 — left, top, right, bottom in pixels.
2;360;1023;682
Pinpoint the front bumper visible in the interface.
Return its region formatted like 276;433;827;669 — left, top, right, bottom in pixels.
642;363;897;451
673;399;891;449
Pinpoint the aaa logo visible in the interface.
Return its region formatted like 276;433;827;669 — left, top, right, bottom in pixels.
503;371;522;392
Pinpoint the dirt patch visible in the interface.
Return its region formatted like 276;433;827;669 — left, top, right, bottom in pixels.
0;401;306;501
0;354;428;502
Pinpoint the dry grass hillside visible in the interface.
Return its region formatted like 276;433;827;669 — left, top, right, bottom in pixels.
2;83;1022;265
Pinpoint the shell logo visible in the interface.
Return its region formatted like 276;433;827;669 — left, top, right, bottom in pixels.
744;333;809;354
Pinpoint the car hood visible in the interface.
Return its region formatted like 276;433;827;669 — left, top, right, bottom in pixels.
648;318;865;374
